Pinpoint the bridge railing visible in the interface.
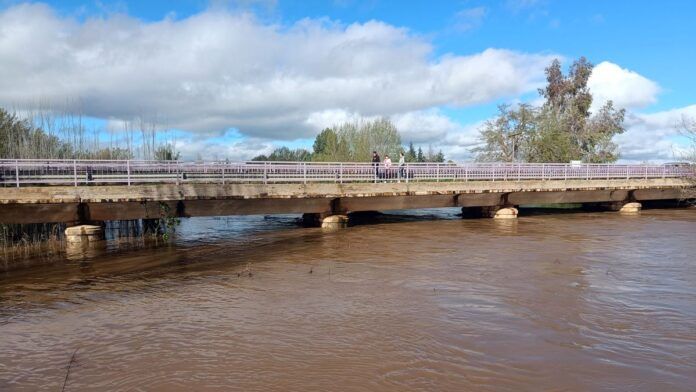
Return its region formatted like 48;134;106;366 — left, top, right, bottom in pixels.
0;159;692;187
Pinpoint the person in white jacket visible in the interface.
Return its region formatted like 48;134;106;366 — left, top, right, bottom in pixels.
383;155;392;181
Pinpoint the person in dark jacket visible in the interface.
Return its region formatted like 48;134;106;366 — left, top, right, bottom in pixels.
372;151;381;179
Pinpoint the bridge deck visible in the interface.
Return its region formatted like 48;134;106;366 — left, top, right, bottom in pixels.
0;177;691;224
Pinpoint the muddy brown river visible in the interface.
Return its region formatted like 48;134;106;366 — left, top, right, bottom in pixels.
1;208;695;391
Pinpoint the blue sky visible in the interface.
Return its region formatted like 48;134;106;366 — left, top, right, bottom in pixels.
1;0;694;161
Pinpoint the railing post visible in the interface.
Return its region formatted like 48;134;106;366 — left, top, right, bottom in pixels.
222;165;225;185
303;162;307;184
517;163;521;181
406;163;409;183
73;159;78;186
464;165;468;182
586;164;590;180
662;165;666;179
175;161;179;185
339;163;343;184
14;159;19;188
644;165;648;180
263;162;268;185
541;163;545;180
436;164;440;182
126;160;131;186
564;165;567;181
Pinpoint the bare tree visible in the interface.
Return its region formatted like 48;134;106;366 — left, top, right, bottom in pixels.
678;116;696;201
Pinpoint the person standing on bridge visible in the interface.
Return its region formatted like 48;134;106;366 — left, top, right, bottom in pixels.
372;151;381;180
398;151;405;182
384;155;392;181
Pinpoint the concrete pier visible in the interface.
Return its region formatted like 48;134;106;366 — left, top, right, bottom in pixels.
585;201;642;213
619;202;642;213
462;206;518;219
319;215;349;229
303;213;349;229
487;206;519;219
65;224;104;244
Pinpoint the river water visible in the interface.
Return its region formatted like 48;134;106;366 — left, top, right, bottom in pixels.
1;208;695;391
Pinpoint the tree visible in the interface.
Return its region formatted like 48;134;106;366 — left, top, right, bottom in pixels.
416;147;425;162
473;57;626;163
406;142;417;162
472;104;536;162
0;107;74;159
252;147;312;161
312;127;349;161
679;116;696;163
154;143;180;161
679;116;696;199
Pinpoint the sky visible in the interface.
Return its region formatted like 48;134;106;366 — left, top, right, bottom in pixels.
0;0;694;161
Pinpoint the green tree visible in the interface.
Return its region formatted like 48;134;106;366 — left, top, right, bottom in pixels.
416;147;425;162
252;147;312;161
311;127;349;161
473;57;626;163
472;104;536;162
154;143;180;161
406;142;417;162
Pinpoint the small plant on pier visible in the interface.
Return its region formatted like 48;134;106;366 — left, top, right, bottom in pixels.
158;202;181;241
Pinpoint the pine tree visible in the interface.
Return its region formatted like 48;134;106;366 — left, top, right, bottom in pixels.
406;142;417;162
416;147;425;162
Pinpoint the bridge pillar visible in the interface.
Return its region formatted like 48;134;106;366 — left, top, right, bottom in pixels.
619;202;642;213
462;206;518;219
302;213;349;229
584;201;642;213
65;224;105;244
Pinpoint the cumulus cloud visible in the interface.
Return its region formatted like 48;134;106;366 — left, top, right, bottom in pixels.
0;3;555;141
588;61;661;111
616;104;696;162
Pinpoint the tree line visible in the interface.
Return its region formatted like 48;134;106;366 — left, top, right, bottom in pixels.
0;107;179;160
252;118;446;163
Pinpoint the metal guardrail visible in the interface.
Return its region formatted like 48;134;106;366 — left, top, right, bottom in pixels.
0;159;692;187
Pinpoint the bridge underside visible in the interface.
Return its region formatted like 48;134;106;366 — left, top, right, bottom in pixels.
0;179;690;224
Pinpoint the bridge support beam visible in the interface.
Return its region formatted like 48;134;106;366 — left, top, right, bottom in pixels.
462;206;518;219
302;213;349;229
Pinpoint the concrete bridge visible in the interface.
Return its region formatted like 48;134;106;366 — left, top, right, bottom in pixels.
0;160;693;232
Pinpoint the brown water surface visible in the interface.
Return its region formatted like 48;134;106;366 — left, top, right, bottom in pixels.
1;209;695;391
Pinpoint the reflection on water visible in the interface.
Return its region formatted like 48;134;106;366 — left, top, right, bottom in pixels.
1;209;695;391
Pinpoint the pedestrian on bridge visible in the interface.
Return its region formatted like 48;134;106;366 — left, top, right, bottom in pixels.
398;151;405;182
372;151;381;180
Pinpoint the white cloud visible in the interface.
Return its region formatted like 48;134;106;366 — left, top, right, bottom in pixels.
588;61;661;111
0;3;555;141
174;136;275;161
453;7;487;32
616;104;696;162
